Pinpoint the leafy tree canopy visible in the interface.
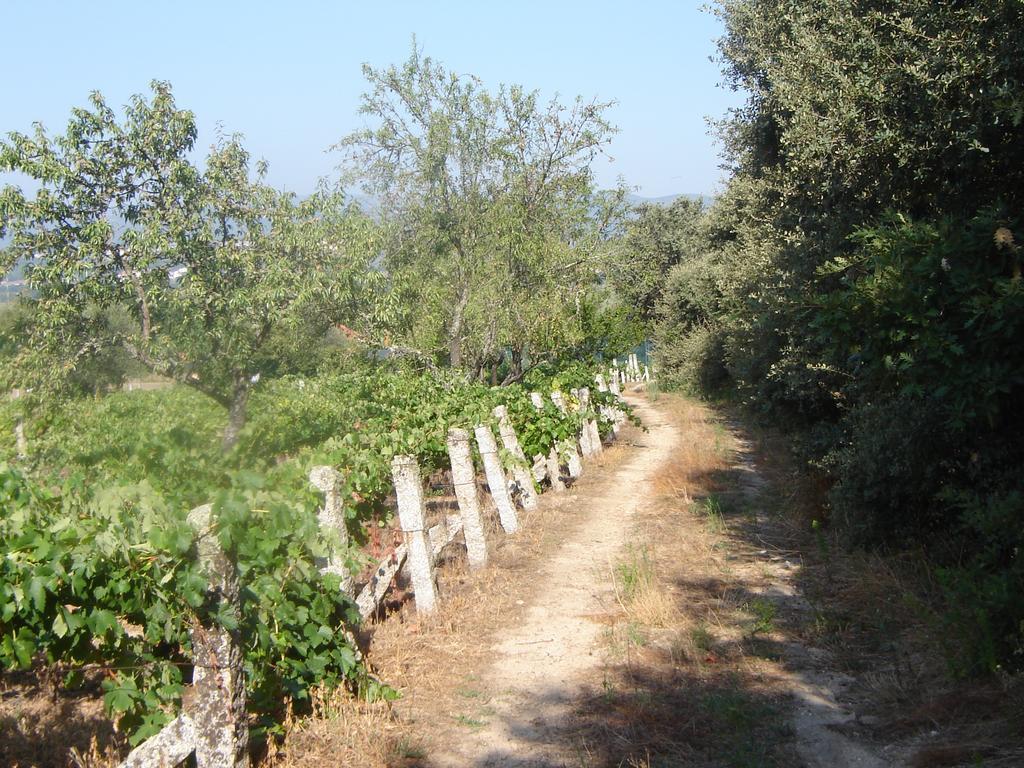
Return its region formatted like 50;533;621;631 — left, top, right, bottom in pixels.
336;44;627;381
1;82;382;448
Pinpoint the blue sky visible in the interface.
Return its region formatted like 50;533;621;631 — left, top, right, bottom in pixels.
1;1;740;197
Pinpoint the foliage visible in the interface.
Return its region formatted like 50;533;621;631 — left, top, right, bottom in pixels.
337;43;626;380
649;0;1024;672
0;82;382;448
608;197;705;326
0;362;625;739
0;463;374;742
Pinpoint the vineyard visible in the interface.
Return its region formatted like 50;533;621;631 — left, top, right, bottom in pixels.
5;3;1023;764
0;359;642;764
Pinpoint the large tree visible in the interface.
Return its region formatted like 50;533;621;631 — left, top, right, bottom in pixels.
607;197;705;326
650;0;1024;670
337;46;623;380
0;82;380;449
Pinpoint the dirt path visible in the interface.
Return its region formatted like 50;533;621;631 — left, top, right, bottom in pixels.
430;394;679;767
284;391;1020;768
726;432;887;768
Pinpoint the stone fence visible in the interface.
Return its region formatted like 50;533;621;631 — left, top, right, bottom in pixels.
66;377;630;768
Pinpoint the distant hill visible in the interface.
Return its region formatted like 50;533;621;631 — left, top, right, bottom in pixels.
625;192;714;207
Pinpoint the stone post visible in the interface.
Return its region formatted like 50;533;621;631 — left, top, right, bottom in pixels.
549;391;583;479
118;715;196;768
644;364;651;382
572;389;593;457
580;388;603;456
473;424;520;533
446;428;488;569
391;455;437;615
550;390;567;411
610;368;621;397
493;406;538;510
10;389;27;460
545;448;566;491
309;466;353;593
594;373;619;436
187;504;248;768
569;388;584;449
526;404;549;485
529;393;565;491
14;419;27;460
531;453;548;485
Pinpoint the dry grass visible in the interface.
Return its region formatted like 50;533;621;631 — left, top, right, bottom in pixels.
299;438;640;764
264;687;410;768
563;391;800;767
732;404;1024;766
612;547;675;629
0;673;123;768
649;397;731;504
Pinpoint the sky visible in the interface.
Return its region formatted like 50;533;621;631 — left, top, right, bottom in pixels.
1;1;741;198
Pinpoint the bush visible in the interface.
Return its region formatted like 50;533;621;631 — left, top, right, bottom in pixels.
828;395;957;547
655;325;729;395
939;487;1024;675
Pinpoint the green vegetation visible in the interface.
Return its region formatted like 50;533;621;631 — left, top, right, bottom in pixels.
336;45;637;380
0;364;623;742
0;83;382;449
0;53;636;749
635;0;1024;674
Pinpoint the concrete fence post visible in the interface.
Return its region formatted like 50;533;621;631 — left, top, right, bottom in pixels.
474;424;520;533
493;406;538;510
10;389;27;460
594;373;619;436
14;419;27;460
528;392;565;492
391;455;437;615
309;467;354;593
580;388;603;457
545;448;566;492
570;388;591;457
525;402;549;486
549;391;583;479
573;387;598;460
446;428;488;569
186;504;249;768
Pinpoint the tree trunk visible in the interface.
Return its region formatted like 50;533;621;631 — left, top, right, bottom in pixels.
447;283;470;369
221;376;250;452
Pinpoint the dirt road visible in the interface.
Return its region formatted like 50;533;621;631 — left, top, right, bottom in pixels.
430;393;679;766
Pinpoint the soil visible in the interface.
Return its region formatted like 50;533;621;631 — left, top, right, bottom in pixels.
426;393;680;767
364;389;894;767
275;387;1024;768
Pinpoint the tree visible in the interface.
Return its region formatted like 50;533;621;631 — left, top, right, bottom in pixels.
0;82;380;449
336;44;623;380
650;0;1024;670
607;197;704;326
